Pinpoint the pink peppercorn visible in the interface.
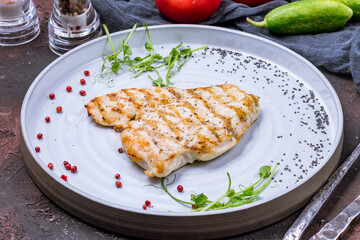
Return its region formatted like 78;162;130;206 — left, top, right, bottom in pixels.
70;166;77;173
177;185;183;192
115;181;122;188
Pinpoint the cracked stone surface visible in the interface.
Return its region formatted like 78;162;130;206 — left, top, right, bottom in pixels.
0;0;360;239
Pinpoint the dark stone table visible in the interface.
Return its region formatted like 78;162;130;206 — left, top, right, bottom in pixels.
1;1;360;239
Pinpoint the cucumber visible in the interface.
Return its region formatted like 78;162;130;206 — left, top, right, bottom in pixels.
247;0;353;34
314;0;360;20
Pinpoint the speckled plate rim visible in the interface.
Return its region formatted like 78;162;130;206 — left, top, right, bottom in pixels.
20;24;343;237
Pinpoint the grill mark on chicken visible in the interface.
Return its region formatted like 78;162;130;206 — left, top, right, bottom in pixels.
122;89;142;109
220;84;260;112
194;88;243;139
168;105;196;139
122;123;187;175
206;87;247;124
159;88;178;105
179;100;224;143
142;109;217;155
122;89;148;121
138;88;153;106
131;117;182;150
128;128;181;174
143;88;161;108
167;104;219;152
94;97;108;124
178;95;234;143
156;108;184;142
166;87;184;101
220;85;260;125
108;92;137;126
86;84;260;177
121;130;152;163
186;89;237;139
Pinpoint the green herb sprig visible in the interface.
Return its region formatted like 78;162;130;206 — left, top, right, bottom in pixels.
161;42;208;87
95;24;138;86
98;23;208;87
127;24;164;82
147;164;278;212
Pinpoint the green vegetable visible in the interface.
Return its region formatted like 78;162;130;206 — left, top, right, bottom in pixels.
246;0;353;34
311;0;360;21
96;24;137;86
98;23;208;87
147;164;278;212
337;0;360;20
128;25;207;87
158;42;207;87
128;24;163;79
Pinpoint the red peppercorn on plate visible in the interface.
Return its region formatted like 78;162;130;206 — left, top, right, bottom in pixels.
20;25;343;239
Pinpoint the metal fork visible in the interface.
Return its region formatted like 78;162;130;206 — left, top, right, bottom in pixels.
310;195;360;239
283;143;360;240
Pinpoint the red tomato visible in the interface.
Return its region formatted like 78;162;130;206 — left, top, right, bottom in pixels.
155;0;222;23
234;0;274;7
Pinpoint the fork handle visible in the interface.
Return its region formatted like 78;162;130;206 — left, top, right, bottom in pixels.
282;142;360;240
310;195;360;240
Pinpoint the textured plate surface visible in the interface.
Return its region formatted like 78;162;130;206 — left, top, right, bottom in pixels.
20;25;343;239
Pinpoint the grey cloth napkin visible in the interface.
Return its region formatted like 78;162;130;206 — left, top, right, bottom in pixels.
92;0;360;93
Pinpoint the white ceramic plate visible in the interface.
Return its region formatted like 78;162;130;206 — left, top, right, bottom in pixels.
20;25;343;239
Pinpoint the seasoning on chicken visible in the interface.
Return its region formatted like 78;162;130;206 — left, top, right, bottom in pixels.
85;84;260;177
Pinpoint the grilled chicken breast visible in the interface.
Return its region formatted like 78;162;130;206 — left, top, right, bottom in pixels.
85;84;260;177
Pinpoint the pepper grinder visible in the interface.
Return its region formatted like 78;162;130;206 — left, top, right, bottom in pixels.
48;0;102;55
0;0;40;46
